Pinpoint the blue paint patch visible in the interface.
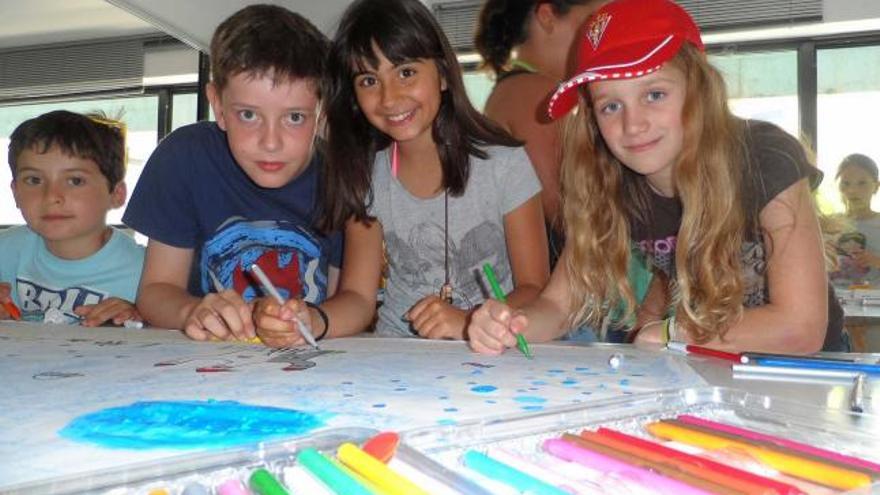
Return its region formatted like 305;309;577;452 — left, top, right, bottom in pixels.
470;369;484;375
443;407;459;412
394;387;407;392
531;380;548;386
60;400;324;450
521;405;544;411
528;387;539;391
575;367;590;372
372;403;387;408
485;400;497;404
437;419;458;426
619;379;630;386
470;385;498;394
514;396;547;404
547;369;564;374
561;379;578;386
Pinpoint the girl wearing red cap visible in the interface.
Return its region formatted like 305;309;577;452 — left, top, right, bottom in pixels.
469;0;846;354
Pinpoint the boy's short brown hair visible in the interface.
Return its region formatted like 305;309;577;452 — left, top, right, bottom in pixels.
210;4;329;93
7;110;126;190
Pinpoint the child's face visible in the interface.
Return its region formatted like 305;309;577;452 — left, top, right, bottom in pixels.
838;165;879;212
208;72;321;189
352;48;446;150
840;239;865;256
11;145;125;254
589;64;687;197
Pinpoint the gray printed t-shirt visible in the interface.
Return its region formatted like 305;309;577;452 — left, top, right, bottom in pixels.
369;145;541;336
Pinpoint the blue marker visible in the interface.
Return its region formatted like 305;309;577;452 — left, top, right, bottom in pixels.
753;357;880;375
462;450;569;495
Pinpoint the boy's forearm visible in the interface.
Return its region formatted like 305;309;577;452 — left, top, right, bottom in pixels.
137;283;200;330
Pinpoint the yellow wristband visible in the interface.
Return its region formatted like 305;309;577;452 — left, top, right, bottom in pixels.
661;318;671;344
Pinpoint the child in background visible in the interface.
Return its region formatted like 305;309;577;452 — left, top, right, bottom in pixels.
475;0;602;266
311;0;549;339
833;153;880;286
1;110;144;326
124;5;370;346
469;0;846;354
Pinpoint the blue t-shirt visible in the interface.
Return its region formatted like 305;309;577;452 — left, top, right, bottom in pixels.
0;226;144;321
122;122;342;303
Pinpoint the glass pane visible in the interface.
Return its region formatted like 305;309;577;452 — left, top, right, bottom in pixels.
709;49;799;137
0;95;158;226
171;92;199;131
816;44;880;212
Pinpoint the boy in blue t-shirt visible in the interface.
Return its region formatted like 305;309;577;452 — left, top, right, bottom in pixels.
1;110;144;326
123;5;344;344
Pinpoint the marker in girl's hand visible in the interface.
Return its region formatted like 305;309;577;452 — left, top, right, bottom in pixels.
482;263;532;359
2;300;21;320
249;264;319;349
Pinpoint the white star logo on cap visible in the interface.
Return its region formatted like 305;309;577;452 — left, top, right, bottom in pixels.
587;13;611;50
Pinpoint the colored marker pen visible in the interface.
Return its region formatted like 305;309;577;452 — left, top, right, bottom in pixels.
2;300;21;320
249;467;290;495
250;264;319;349
482;263;532;358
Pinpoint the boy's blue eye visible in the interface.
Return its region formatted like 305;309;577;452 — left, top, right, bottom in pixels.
238;110;257;122
647;90;666;102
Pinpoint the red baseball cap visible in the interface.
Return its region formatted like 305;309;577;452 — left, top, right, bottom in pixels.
547;0;704;120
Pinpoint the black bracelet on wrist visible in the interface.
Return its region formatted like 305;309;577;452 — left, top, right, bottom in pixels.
305;301;329;341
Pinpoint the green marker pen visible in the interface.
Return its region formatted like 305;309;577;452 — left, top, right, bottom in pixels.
249;467;289;495
482;263;533;359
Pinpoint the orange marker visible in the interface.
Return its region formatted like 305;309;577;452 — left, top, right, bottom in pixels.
2;300;21;320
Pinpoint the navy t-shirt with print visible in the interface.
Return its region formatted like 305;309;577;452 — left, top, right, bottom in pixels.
123;122;341;304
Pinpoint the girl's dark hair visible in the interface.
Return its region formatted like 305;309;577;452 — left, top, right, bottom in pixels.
319;0;520;232
474;0;594;74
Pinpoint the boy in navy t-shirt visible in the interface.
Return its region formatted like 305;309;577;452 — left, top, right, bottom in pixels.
123;5;342;343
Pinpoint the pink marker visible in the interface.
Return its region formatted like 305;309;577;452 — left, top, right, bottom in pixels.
677;414;880;473
216;478;249;495
543;438;714;495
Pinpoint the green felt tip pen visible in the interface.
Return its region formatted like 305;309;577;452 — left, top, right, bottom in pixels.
296;448;374;495
249;467;289;495
482;263;533;359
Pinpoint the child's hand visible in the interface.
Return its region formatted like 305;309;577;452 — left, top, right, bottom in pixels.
75;298;141;327
0;282;12;319
183;290;255;342
406;295;468;340
253;297;312;348
467;299;527;355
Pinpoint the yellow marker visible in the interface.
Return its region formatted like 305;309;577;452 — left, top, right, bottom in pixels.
646;421;872;491
336;442;429;495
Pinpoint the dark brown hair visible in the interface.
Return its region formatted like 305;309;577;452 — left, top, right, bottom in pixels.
319;0;520;232
210;4;329;93
8;110;126;190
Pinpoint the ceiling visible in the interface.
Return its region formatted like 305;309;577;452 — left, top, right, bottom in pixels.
0;0;370;52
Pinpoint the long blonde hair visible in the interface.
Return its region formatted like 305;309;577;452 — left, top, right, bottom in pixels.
563;44;749;342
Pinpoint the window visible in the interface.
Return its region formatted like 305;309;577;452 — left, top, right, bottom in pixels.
816;44;880;211
709;49;799;137
0;95;158;225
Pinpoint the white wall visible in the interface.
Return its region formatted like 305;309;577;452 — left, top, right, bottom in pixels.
824;0;880;22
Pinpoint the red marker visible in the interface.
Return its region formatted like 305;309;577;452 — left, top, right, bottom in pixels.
2;300;21;320
666;342;741;363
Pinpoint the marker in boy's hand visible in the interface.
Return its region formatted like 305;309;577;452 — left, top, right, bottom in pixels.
467;300;529;356
252;298;312;348
183;290;255;342
74;297;142;327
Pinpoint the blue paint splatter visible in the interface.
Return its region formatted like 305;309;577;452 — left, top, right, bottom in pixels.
531;380;548;386
514;395;547;404
547;369;564;374
470;385;498;394
60;400;324;450
575;367;590;372
619;379;630;386
521;405;544;411
444;407;459;412
437;419;458;426
372;403;387;408
561;379;578;386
